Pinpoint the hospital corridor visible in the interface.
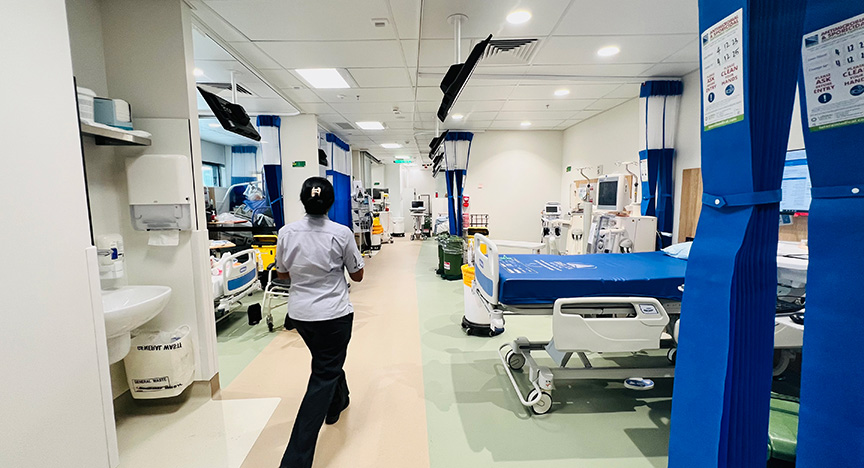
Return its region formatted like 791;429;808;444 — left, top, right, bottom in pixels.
3;1;860;467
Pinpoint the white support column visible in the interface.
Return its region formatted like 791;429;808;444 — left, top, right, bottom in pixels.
280;114;321;223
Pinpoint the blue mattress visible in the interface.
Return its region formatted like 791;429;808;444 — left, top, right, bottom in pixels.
495;251;687;305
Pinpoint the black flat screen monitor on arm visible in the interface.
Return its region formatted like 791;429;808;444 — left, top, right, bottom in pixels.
197;86;261;142
437;35;492;122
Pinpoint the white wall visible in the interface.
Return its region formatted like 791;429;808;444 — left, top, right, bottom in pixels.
672;71;703;242
2;0;116;466
281;114;320;223
466;131;564;242
560;99;641;212
201;139;229;165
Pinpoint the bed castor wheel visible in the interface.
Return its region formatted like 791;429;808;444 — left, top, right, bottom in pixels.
506;350;526;371
667;348;677;364
266;315;274;332
624;377;655;391
527;389;552;415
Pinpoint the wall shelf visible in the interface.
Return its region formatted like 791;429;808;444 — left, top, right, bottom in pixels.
81;122;151;146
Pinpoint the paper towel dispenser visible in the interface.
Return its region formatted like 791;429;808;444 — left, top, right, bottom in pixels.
126;154;193;231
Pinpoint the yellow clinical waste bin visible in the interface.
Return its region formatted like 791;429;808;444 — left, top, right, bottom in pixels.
252;235;278;271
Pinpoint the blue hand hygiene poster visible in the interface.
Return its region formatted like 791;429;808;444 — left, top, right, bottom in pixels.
801;12;864;131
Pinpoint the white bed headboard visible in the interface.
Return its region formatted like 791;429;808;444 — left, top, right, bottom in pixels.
473;234;499;305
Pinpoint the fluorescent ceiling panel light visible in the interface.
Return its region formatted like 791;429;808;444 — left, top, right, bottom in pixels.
506;10;532;24
381;143;402;149
451;114;464;120
193;68;204;77
554;89;570;96
295;68;350;89
356;121;385;130
521;121;532;127
597;46;620;57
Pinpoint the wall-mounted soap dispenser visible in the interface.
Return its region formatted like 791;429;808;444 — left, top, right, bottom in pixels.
96;233;126;289
126;154;193;246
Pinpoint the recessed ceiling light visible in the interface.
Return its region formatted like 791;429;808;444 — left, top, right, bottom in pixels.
451;114;464;120
381;143;402;149
521;121;532;127
597;46;620;57
295;68;350;89
356;121;385;130
554;89;570;97
506;10;532;24
208;123;220;128
193;68;204;77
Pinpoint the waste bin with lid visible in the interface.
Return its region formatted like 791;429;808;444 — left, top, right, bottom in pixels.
441;236;465;280
436;233;450;276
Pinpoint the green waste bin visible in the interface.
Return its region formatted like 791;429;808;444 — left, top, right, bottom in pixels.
442;237;465;280
436;233;450;276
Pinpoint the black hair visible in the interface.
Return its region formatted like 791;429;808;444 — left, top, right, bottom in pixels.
300;177;335;215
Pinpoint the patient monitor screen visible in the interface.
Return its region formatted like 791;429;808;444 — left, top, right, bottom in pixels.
780;149;811;213
597;180;619;208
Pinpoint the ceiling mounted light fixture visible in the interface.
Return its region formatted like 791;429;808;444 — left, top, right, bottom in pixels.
381;143;402;149
451;114;464;120
295;68;351;88
506;10;532;24
521;121;532;127
554;89;570;97
356;121;385;130
597;46;620;57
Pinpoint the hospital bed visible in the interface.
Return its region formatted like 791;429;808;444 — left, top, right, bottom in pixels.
471;235;806;415
211;249;261;322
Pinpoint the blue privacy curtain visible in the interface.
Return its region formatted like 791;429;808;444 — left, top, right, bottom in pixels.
639;80;682;249
231;145;258;185
668;1;806;467
325;134;352;229
442;132;473;236
795;4;864;467
256;115;284;228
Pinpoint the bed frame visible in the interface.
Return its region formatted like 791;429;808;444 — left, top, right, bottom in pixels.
214;249;261;322
472;234;679;415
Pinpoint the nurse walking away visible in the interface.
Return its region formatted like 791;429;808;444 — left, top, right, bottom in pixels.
275;177;365;468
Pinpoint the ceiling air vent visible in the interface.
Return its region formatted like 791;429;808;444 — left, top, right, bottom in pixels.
198;82;255;96
478;38;540;65
335;122;355;130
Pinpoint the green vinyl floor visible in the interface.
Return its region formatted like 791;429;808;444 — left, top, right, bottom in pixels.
414;240;672;468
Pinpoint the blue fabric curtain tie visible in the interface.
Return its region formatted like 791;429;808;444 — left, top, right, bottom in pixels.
811;185;864;199
702;189;782;208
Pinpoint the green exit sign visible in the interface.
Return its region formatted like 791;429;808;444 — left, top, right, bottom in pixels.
394;159;412;164
566;166;572;172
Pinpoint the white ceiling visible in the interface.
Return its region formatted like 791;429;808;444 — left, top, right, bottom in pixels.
189;0;699;163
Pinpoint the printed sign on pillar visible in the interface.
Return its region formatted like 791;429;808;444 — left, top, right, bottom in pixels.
801;12;864;131
702;8;744;131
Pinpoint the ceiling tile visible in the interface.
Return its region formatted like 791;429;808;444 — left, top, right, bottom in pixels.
553;0;698;36
488;120;564;130
261;69;304;88
330;101;415;114
229;41;282;69
205;0;395;41
457;85;514;101
258;40;407;69
315;87;416;103
603;83;642;99
521;64;656;78
510;84;619;100
192;29;234;61
415;87;443;102
585;98;632;111
448;101;506;113
279;87;322;103
495;110;575;120
388;0;421;39
298;102;337;114
568;110;604;120
500;100;593;112
444;120;493;131
642;62;700;78
419;0;571;39
348;68;413;88
534;35;694;66
663;40;699;63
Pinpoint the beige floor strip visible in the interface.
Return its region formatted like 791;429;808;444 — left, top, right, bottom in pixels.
220;239;431;468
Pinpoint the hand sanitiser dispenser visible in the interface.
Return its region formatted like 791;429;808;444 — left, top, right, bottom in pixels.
126;154;193;246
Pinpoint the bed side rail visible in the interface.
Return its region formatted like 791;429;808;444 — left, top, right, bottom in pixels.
222;249;259;295
473;234;499;305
